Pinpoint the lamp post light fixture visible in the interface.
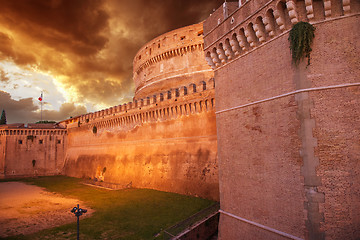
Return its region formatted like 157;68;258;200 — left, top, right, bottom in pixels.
71;204;87;240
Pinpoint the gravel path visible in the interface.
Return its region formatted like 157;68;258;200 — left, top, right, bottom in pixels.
0;182;92;238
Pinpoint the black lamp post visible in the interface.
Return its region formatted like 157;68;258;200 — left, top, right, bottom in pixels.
71;204;87;240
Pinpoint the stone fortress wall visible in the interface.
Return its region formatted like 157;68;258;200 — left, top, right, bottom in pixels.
204;0;359;239
0;124;67;178
61;23;219;200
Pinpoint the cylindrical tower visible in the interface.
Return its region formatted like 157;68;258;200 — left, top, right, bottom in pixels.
133;22;213;100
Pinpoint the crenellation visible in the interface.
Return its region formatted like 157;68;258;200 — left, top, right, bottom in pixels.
189;83;197;94
127;103;132;111
69;88;215;132
167;90;172;100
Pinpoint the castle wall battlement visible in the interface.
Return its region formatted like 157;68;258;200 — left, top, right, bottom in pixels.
64;78;215;130
71;92;215;133
204;0;360;69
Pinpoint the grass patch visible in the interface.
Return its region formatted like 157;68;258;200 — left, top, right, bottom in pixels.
1;176;215;240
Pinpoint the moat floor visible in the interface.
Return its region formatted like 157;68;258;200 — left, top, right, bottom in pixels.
0;182;92;238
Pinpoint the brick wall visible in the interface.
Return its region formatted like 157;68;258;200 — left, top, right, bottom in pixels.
206;1;360;238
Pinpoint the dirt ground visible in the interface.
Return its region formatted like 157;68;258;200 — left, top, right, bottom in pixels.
0;182;93;238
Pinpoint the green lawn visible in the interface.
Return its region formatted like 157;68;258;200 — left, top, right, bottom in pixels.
1;176;215;240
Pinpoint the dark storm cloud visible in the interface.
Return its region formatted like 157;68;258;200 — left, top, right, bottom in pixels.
0;0;224;112
0;31;36;65
0;0;109;56
0;91;87;123
113;0;224;40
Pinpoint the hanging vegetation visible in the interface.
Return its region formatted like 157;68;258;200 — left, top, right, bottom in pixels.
288;21;315;66
93;126;97;134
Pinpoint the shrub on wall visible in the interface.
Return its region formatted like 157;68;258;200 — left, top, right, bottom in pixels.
288;22;315;66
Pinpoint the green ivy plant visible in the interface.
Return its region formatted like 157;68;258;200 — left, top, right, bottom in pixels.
288;21;315;66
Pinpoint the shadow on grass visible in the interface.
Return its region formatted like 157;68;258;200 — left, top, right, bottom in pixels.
0;176;215;240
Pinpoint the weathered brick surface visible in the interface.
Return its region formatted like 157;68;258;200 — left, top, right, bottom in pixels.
206;0;359;239
217;96;305;239
311;87;360;239
308;16;360;88
307;15;360;240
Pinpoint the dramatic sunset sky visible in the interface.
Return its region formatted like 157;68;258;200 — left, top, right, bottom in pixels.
0;0;224;123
